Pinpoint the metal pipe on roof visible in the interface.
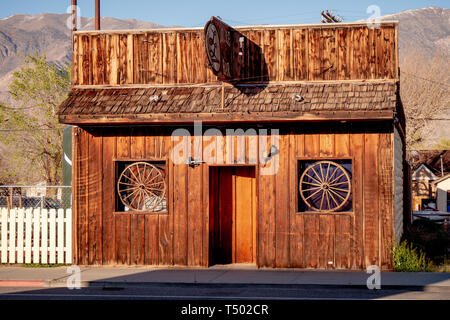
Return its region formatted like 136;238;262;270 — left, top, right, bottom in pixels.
71;0;77;31
95;0;101;30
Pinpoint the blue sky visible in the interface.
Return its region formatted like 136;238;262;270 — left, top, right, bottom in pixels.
0;0;447;27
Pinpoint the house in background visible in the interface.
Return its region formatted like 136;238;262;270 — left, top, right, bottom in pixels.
411;164;438;210
433;174;450;212
408;150;449;210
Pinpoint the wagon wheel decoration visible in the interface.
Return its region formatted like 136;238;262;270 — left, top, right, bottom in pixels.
117;162;166;211
299;161;351;212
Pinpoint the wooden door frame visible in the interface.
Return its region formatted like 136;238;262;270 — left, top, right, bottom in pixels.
206;164;258;267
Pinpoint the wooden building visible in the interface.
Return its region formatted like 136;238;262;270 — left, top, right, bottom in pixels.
58;19;407;270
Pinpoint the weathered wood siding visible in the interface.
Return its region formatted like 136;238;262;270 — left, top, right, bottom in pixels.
72;23;398;86
72;123;395;270
394;127;404;242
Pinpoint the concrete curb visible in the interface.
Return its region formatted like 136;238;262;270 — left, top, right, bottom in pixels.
37;279;450;292
0;280;46;288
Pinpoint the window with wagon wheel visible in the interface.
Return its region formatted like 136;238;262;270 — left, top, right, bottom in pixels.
115;160;167;213
298;159;353;213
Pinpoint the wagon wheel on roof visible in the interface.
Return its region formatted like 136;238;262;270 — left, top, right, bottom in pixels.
299;160;351;212
117;162;166;211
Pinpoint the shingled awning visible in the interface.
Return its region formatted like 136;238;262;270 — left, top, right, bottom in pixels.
58;81;399;125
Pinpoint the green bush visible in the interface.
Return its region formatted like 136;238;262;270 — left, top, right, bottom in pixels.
392;240;433;272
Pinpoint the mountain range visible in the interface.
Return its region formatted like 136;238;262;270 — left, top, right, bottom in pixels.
0;7;448;146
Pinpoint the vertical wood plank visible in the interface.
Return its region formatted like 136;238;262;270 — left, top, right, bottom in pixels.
159;131;173;265
360;27;369;79
16;209;24;264
383;27;395;79
350;133;364;269
173;148;187;265
303;133;319;268
193;31;208;83
126;34;134;84
334;131;351;269
364;132;379;267
92;34;106;85
24;208;32;263
379;133;394;270
290;132;304;267
263;30;277;82
352;28;362;79
118;34;128;84
257;133;276;267
32;209;40;264
139;33;149;83
8;209;16;263
368;28;377;79
177;32;191;83
319;214;334;269
41;209;48;264
278;29;292;81
57;209;65;264
143;129;159;265
80;35;91;85
130;128;146;265
322;28;337;80
293;29;307;80
49;209;56;264
376;28;384;79
72;34;79;85
337;28;351;80
187;134;202;265
133;34;141;84
163;33;177;84
0;209;7;263
77;129;89;265
66;209;72;264
319;131;335;268
109;34;119;85
87;130;102;264
148;33;162;84
102;132;115;264
308;28;322;80
275;131;289;267
115;130;131;264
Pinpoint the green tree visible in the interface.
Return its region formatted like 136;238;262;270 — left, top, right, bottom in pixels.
0;53;70;185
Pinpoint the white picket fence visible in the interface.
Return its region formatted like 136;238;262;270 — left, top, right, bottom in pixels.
0;208;72;264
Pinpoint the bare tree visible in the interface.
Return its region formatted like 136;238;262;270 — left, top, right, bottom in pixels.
399;50;450;150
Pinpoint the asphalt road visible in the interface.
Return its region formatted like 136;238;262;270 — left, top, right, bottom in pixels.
0;284;449;300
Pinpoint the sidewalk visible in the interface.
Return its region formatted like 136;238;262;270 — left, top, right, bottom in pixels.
0;265;449;291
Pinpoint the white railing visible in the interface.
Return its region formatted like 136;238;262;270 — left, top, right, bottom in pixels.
0;208;72;264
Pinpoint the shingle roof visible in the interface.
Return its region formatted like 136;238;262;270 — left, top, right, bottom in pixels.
58;81;398;124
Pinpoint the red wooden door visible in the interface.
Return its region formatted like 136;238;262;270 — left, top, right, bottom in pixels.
209;166;256;265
